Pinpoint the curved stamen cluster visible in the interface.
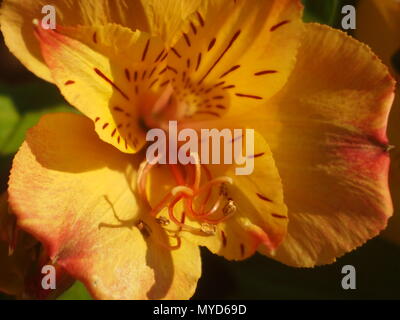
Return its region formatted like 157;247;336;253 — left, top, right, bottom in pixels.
137;152;236;242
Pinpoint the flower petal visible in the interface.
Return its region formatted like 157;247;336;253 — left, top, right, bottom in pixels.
0;0;152;82
35;23;170;153
8;113;201;299
251;23;396;266
141;0;202;46
166;0;304;121
147;130;288;260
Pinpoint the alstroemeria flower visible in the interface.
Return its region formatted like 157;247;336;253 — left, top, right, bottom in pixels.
1;0;396;299
357;0;400;245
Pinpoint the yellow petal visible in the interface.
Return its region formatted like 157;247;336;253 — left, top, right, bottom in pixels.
166;0;304;121
250;23;395;266
0;0;155;82
35;23;170;153
147;130;287;260
8;113;201;300
141;0;201;47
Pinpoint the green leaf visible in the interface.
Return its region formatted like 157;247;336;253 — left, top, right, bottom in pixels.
57;282;93;300
302;0;341;26
0;82;75;156
0;94;19;152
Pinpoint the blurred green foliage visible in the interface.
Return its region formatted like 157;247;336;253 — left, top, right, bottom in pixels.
58;282;93;300
302;0;342;25
0;83;73;156
0;83;74;193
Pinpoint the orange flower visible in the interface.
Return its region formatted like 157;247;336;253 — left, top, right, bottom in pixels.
1;0;396;299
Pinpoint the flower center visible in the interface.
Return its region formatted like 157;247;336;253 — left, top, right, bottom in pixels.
136;151;236;243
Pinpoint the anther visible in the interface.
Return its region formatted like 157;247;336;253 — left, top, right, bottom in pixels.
222;199;237;216
200;223;217;235
156;217;170;226
136;220;152;238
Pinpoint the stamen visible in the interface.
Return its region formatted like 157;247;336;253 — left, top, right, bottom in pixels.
136;150;236;244
189;153;201;191
195;176;233;197
156;216;170;226
200;223;217;235
171;185;194;197
137;157;160;203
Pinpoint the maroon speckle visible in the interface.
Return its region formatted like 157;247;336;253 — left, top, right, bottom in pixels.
149;66;157;79
102;123;109;130
270;20;290;32
160;52;169;62
208;38;216;51
94;68;130;100
190;22;197;35
271;213;288;219
183;33;191;47
235;93;263;100
181;212;186;224
64;80;75;85
141;39;150;62
159;67;168;75
199;30;241;84
196;11;205;27
249;152;265;158
160;80;171;87
240;244;245;257
196;53;202;71
148;78;159;89
167;66;178;74
113;106;124;112
171;47;182;59
254;70;277;76
154;49;165;63
124;69;130;81
220;65;240;78
256;193;272;202
221;231;227;247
